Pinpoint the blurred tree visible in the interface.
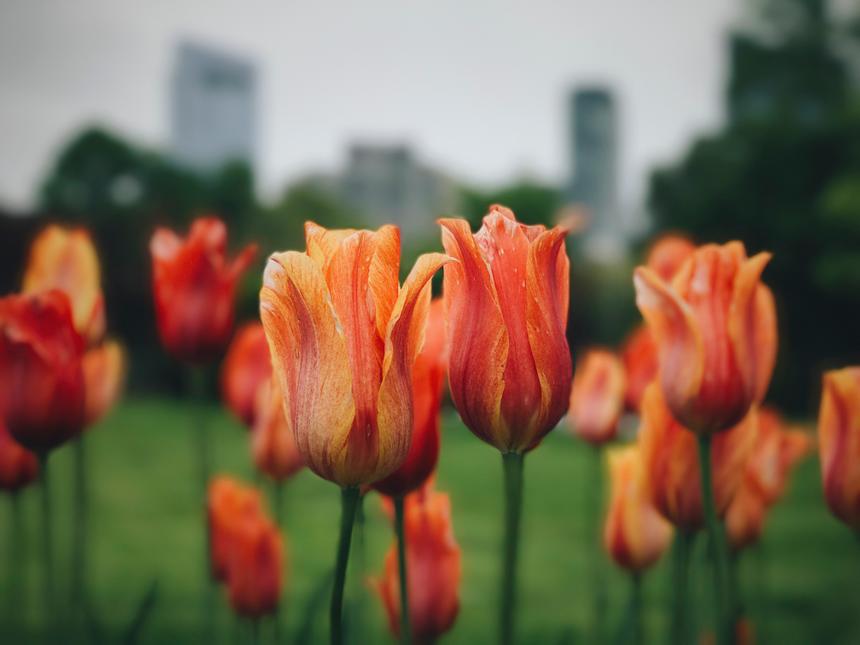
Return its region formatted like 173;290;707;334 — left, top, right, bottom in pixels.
648;0;860;413
460;180;560;229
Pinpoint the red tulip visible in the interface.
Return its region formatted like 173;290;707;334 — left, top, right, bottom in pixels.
222;322;272;428
603;445;672;572
568;348;625;445
23;225;105;346
225;513;284;619
82;340;126;427
260;222;449;486
637;383;756;531
150;217;257;364
252;379;304;482
0;421;39;492
439;205;572;453
818;367;860;532
373;298;447;497
634;241;776;435
0;290;86;454
376;484;461;641
207;476;263;581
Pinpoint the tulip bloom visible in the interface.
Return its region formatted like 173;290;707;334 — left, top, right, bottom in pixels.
440;205;572;453
226;515;284;619
604;445;672;572
818;367;860;532
252;379;304;482
620;326;657;413
373;298;447;498
260;222;449;487
82;340;126;427
568;349;625;445
150;217;257;364
0;290;86;454
634;241;776;435
23;225;105;346
645;234;696;282
376;485;461;642
207;476;263;581
0;422;39;493
222;322;272;428
637;383;756;532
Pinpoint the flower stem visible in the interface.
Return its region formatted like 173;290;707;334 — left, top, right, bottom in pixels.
587;446;607;645
273;481;285;645
670;530;695;645
500;452;525;645
38;453;54;638
394;495;411;645
697;435;732;645
630;573;643;645
71;435;88;614
331;486;360;645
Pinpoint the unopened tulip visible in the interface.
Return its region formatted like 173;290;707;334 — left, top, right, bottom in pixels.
222;322;272;428
0;422;38;492
634;242;776;435
440;205;572;453
377;485;461;642
637;383;757;531
569;349;625;445
260;222;449;487
373;298;447;497
645;234;696;282
23;225;105;346
207;476;263;581
226;514;284;619
818;367;860;532
82;340;126;427
252;379;304;482
0;290;86;454
604;445;672;572
150;217;257;364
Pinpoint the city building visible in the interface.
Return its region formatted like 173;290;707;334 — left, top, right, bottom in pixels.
170;41;257;173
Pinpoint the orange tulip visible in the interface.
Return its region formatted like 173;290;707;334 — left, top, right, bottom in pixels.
373;298;447;497
0;421;39;492
222;322;272;428
82;340;126;427
724;476;767;551
620;326;657;413
634;241;776;435
207;476;263;581
439;205;572;453
568;349;625;445
150;216;257;364
260;222;449;487
604;445;672;572
637;383;756;531
645;234;696;282
225;514;284;619
0;290;86;454
376;485;461;641
252;379;304;482
818;367;860;532
22;225;105;346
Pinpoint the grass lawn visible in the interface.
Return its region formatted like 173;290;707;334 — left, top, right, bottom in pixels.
1;398;858;644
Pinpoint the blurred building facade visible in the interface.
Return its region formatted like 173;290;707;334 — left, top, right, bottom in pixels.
170;41;257;173
565;86;622;258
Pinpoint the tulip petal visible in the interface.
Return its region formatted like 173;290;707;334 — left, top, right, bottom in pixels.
368;225;401;340
819;369;860;528
729;252;774;403
305;221;357;269
83;340;126;427
260;251;356;484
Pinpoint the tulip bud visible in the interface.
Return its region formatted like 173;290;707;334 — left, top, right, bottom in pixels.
634;242;777;435
0;422;39;493
82;340;126;427
207;476;263;581
376;485;461;641
818;367;860;532
0;290;86;454
568;349;625;445
225;514;284;619
637;383;757;531
439;205;572;453
373;298;447;497
260;223;449;487
23;225;105;346
150;217;257;364
222;322;272;428
252;379;304;482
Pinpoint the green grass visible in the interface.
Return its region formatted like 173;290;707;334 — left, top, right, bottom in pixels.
1;398;858;644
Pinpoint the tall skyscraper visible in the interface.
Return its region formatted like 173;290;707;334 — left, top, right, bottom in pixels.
170;41;257;173
566;86;620;257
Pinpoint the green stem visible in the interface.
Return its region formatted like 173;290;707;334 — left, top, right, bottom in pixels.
71;436;88;614
500;452;525;645
38;453;54;639
330;486;360;645
630;573;643;645
273;481;285;645
250;618;261;645
670;531;695;645
394;496;411;645
754;544;768;645
8;493;22;630
588;446;607;645
697;435;732;645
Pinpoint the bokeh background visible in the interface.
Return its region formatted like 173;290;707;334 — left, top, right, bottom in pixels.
1;0;860;643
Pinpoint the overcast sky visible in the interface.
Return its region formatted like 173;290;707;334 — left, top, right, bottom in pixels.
0;0;740;210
